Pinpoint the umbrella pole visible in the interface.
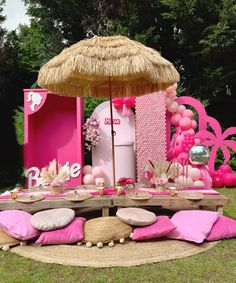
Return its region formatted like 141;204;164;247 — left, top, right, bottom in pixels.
109;76;116;188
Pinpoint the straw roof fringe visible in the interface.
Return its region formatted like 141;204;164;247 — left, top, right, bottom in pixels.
38;35;180;98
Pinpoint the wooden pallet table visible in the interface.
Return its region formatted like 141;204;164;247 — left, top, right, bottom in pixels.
0;194;229;216
111;194;229;215
0;196;112;217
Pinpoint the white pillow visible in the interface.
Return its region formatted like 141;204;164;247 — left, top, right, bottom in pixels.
31;208;75;231
116;207;156;226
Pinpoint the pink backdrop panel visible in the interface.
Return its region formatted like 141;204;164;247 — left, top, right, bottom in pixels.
24;89;84;188
135;92;167;183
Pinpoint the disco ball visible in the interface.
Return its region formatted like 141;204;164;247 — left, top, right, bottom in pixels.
188;144;210;165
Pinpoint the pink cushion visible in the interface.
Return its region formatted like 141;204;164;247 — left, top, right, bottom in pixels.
131;216;176;241
167;210;219;243
207;216;236;241
35;217;86;245
0;210;40;240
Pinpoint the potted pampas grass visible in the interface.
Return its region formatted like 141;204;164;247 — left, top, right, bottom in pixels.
40;159;69;194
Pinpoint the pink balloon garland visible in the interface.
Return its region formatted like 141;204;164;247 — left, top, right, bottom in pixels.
165;85;236;189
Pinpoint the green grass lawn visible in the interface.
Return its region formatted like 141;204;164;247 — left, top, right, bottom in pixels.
0;188;236;283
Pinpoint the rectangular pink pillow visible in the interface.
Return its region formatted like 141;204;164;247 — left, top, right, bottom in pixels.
167;210;219;243
35;217;86;245
0;210;40;240
207;216;236;241
131;216;176;241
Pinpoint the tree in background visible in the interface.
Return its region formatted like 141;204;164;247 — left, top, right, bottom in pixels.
1;0;235;187
0;0;24;186
23;1;236;102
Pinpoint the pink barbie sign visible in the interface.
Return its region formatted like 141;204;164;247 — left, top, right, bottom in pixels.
23;89;84;188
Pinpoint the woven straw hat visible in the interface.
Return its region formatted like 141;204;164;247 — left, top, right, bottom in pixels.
38;35;179;98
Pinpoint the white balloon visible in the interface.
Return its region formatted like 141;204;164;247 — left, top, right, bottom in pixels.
176;175;193;187
188;168;201;181
165;97;172;106
177;105;186;113
167;101;179;113
193;180;205;187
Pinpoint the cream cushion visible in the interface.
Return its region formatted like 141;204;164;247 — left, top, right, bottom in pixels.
116;207;156;226
31;208;75;231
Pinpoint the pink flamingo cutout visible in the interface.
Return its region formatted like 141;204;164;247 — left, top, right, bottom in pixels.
195;116;236;173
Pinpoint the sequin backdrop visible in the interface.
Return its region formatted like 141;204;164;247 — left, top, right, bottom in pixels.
135;92;167;183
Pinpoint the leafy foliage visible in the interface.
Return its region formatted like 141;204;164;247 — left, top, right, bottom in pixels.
13;107;24;146
84;97;107;119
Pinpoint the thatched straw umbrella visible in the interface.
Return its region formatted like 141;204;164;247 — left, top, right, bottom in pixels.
37;35;180;187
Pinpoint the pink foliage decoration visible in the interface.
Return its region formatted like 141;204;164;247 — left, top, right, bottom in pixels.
195;116;236;173
112;97;136;117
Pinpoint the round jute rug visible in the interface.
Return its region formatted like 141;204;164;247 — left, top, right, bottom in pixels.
11;239;218;268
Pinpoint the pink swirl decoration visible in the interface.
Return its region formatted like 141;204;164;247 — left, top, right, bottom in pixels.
176;97;236;173
195;116;236;173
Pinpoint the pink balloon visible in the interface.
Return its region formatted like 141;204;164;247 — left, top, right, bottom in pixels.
173;147;183;157
212;176;224;188
191;120;197;129
222;173;236;187
165;97;172;106
92;166;104;178
183;128;195;135
177;152;188;164
83;174;95;185
213;170;223;177
182;109;194;119
177;105;186;113
179;117;192;130
82;165;93;175
167;101;179;113
194;138;201;144
188;167;201;181
168;90;177;99
218;164;232;174
171;113;182;126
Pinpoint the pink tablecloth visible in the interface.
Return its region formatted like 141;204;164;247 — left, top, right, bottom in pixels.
0;187;220;201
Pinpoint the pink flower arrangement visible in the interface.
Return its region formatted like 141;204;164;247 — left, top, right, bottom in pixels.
117;177;135;188
83;116;101;151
